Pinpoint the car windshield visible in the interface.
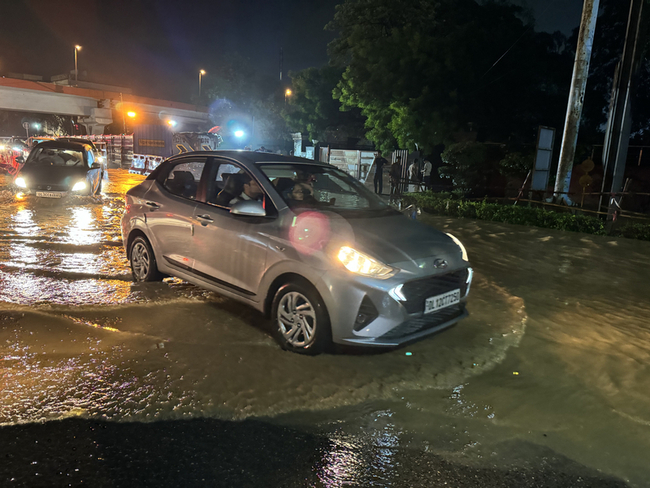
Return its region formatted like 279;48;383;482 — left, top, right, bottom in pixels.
27;147;85;167
258;163;394;216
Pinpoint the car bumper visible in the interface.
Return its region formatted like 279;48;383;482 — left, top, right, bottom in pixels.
320;267;473;347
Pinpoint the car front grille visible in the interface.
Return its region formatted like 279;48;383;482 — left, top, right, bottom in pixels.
400;269;469;313
379;304;464;341
33;184;69;191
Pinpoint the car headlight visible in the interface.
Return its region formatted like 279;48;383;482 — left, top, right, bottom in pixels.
446;233;469;261
337;246;396;279
71;181;87;192
15;177;27;188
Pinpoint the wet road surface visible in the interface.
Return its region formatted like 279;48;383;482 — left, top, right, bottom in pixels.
1;170;649;486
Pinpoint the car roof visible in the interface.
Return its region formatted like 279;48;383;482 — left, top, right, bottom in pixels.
167;150;330;166
58;138;98;149
33;140;90;151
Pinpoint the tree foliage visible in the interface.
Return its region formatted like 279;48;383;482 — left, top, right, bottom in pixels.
439;141;490;195
283;66;365;142
327;0;573;153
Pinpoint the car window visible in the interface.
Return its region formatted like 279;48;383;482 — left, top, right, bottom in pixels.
27;147;84;167
258;163;390;215
204;162;264;208
163;161;205;200
86;149;94;168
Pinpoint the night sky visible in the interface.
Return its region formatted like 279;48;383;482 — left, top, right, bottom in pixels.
0;0;585;104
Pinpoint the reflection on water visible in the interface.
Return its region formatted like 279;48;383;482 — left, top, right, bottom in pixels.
0;170;145;305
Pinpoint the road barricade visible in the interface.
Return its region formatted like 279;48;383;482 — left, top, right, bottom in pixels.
129;154;164;176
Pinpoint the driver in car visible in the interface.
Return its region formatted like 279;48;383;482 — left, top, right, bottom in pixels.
230;174;264;205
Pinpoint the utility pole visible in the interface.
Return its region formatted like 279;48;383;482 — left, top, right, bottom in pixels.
279;47;283;81
604;0;645;229
553;0;600;204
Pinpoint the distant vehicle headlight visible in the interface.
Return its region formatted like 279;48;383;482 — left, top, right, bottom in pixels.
446;233;469;262
15;177;27;188
337;246;396;279
71;181;87;192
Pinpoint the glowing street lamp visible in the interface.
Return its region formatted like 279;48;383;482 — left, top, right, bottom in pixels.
127;111;136;118
74;45;82;84
284;88;292;105
199;69;206;98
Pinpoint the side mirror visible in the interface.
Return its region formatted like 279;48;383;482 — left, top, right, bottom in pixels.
230;200;266;217
91;162;101;169
15;156;24;164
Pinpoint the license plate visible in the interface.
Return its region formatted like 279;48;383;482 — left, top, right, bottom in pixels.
425;289;461;314
36;191;64;198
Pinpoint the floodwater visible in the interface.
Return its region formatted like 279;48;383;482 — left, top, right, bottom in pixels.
1;170;649;486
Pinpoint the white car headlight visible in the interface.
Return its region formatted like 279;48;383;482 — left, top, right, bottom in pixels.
337;246;396;279
15;177;27;188
71;181;87;192
446;233;469;262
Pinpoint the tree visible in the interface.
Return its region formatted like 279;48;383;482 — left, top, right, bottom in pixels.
283;66;365;142
327;0;574;153
439;141;490;195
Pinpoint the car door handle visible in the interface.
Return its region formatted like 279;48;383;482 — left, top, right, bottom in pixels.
196;214;214;225
145;201;160;209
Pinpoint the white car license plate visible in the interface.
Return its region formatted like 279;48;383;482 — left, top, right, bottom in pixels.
425;289;461;314
36;191;64;198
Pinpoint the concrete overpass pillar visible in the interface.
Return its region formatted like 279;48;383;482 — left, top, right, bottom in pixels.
80;107;113;135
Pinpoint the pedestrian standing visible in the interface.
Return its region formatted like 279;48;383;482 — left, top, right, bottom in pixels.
421;159;432;189
390;156;402;195
373;153;388;194
407;159;419;192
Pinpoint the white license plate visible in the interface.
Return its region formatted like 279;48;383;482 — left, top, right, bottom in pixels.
36;191;64;198
425;289;461;314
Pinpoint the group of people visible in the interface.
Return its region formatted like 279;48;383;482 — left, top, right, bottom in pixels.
372;154;432;195
227;174;317;207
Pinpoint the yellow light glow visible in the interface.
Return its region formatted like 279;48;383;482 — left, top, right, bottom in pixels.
75;45;82;51
127;111;136;118
337;246;395;279
199;69;206;75
285;89;292;96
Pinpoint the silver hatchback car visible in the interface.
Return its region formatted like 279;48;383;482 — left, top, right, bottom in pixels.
121;151;472;354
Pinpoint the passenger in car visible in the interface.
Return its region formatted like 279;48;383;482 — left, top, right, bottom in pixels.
287;182;318;207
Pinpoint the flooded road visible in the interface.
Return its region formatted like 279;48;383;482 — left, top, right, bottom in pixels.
1;169;649;486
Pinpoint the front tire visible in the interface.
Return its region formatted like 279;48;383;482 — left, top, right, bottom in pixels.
129;235;163;282
271;280;331;355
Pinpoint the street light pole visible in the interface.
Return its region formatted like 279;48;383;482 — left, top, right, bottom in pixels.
199;70;206;98
74;45;82;84
284;88;292;105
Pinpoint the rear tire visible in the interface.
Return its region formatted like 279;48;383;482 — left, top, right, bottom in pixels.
129;235;163;282
271;280;331;355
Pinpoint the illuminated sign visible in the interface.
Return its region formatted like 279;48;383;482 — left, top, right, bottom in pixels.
139;139;166;148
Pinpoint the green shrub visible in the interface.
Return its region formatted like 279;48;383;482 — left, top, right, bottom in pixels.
401;191;650;240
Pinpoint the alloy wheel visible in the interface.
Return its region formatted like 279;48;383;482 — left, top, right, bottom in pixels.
277;291;317;348
131;241;151;281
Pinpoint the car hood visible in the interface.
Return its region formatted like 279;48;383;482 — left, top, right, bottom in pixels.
19;165;88;188
346;213;466;272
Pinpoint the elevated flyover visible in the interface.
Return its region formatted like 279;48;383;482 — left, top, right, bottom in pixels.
0;78;209;134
